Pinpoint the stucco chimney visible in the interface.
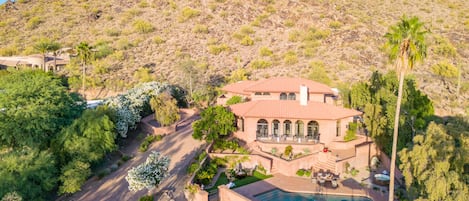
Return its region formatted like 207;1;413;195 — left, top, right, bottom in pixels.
300;85;308;106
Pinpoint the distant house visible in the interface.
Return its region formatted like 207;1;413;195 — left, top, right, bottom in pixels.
0;48;72;72
217;77;378;175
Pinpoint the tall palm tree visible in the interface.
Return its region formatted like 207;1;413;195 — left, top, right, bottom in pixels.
384;16;427;201
49;42;61;72
75;42;93;97
33;39;60;72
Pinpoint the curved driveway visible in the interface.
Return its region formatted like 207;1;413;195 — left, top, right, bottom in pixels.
66;111;204;201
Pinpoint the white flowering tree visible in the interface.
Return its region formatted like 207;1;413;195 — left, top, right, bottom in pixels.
125;151;170;192
104;82;172;137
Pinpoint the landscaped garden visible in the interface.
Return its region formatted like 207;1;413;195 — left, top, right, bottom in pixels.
205;169;272;194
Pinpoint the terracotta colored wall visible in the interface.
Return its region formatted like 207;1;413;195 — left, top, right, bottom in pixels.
256;141;324;155
218;186;251;201
316;120;336;145
309;94;325;103
140;114;175;135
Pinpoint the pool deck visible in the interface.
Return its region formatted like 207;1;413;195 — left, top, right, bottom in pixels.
233;173;388;201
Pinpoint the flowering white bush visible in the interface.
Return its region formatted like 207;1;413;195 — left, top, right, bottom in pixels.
125;151;170;192
104;82;172;137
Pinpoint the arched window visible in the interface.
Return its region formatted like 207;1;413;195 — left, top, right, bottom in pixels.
307;121;319;140
295;120;304;137
283;120;292;136
280;93;287;100
272;120;280;137
257;119;268;137
288;93;296;100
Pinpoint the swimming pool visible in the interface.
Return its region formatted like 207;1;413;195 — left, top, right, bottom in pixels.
254;189;373;201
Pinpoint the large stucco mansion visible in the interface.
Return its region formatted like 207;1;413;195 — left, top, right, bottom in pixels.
216;77;379;176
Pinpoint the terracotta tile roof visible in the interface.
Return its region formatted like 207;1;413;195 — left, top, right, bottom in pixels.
221;80;257;95
222;77;334;95
244;77;333;94
229;100;362;120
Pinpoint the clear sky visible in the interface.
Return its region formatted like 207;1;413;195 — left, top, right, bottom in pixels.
0;0;7;5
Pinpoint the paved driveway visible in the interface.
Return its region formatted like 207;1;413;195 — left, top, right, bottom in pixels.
66;111;205;201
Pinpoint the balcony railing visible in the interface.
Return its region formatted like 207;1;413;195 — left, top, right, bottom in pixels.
256;134;320;144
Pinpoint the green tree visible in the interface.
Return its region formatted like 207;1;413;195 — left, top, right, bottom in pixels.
0;70;84;148
226;95;243;105
33;39;60;72
75;42;93;95
399;122;468;200
54;109;116;164
384;16;428;200
58;160;91;194
0;148;58;201
149;93;180;126
192;106;236;142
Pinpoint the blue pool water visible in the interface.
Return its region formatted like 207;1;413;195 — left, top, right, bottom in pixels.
255;189;373;201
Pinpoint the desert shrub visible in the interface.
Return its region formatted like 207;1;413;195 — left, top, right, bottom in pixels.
308;60;332;85
350;168;359;176
434;36;457;57
121;155;132;162
195;161;218;185
240;36;254;46
153;36;166;44
105;28;121;37
133;19;154;33
94;43;114;59
116;38;133;50
179;7;200;22
240;25;255;35
304;170;312;177
226;96;243;105
97;168;111;179
296;169;305;176
303;27;330;41
284;145;293;157
138;0;149;8
259;47;273;56
139;135;163;152
212;157;228;167
431;60;458;78
208;44;230;55
251;60;272;69
232;32;245;40
329;21;342;29
284;19;295;27
26;16;42;29
139;195;153;201
284;51;298;64
288;30;301;42
193;24;209;34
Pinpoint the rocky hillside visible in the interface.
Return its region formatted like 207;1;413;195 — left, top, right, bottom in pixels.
0;0;468;116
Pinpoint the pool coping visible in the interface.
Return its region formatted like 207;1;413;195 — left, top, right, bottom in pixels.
233;173;387;201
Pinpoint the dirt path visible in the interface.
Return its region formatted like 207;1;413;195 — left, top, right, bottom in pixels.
64;110;205;201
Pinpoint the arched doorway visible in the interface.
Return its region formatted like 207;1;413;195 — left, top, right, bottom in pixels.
307;121;319;141
272;120;280;137
288;93;296;100
257;119;268;138
283;120;292;136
